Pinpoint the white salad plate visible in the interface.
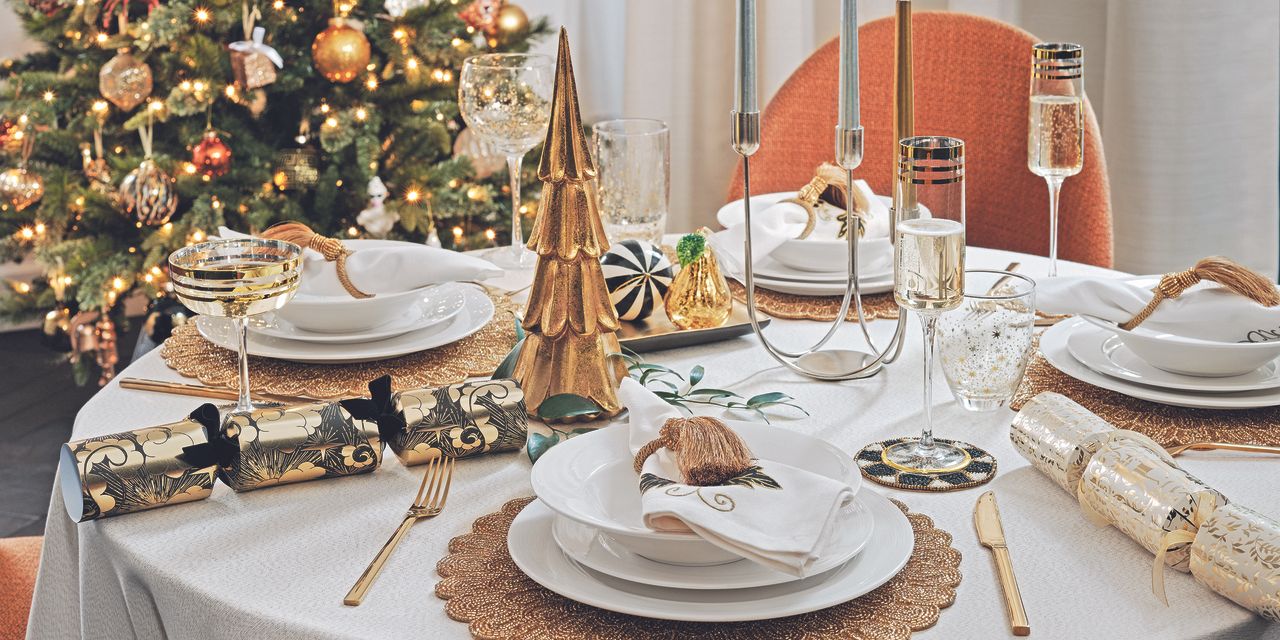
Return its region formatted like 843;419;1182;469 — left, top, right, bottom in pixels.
1067;324;1280;393
550;494;875;590
752;256;893;285
1079;311;1280;378
195;285;493;363
531;420;859;566
509;496;912;622
747;271;895;297
248;283;467;344
1042;318;1280;409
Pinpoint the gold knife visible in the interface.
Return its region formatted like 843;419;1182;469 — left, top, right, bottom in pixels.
975;491;1030;636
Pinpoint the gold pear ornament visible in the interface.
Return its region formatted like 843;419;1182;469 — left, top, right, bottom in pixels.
664;232;733;330
511;28;626;420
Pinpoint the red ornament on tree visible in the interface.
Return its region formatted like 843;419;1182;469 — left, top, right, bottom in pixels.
458;0;503;35
191;130;232;178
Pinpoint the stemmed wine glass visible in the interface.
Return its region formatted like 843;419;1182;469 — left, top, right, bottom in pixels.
169;238;302;415
1028;42;1084;277
458;53;554;269
884;136;971;474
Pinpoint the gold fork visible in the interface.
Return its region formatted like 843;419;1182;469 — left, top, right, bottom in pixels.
1167;442;1280;457
343;455;456;606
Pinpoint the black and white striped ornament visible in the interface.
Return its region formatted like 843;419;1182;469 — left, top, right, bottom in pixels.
601;240;674;321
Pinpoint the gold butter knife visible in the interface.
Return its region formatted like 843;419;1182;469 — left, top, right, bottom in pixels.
975;491;1030;636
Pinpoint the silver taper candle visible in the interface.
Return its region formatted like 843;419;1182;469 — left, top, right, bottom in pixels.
838;0;859;129
734;0;757;113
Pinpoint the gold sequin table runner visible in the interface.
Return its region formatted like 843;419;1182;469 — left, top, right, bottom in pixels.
1011;352;1280;447
436;497;961;640
160;292;519;399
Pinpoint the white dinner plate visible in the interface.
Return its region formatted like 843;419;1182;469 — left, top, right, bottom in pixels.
195;285;494;363
752;256;893;284
550;494;874;590
248;283;466;344
510;496;911;622
745;271;895;296
1041;318;1280;409
1067;323;1280;393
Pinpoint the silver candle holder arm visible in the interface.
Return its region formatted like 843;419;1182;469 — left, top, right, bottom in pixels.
732;113;909;380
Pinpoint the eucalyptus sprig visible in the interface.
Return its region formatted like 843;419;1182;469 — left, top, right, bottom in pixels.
613;353;808;423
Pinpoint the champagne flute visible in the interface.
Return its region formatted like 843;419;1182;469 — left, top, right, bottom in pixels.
458;53;553;269
169;238;302;415
885;136;970;474
1028;42;1083;278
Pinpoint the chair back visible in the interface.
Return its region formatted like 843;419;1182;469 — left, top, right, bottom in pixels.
726;12;1112;267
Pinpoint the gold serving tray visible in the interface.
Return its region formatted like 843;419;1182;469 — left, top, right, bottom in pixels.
617;306;770;352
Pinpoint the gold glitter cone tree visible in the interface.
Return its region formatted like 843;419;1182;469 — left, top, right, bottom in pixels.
512;29;626;419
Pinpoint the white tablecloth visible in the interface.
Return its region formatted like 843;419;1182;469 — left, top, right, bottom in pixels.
26;247;1280;639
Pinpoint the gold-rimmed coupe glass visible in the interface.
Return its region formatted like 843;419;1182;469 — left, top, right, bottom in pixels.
885;136;970;474
459;53;554;269
1028;42;1084;278
169;238;302;415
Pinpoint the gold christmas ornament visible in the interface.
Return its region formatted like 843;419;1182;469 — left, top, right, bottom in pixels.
0;167;45;211
119;159;178;225
98;49;153;111
511;29;626;420
311;18;371;84
272;147;319;190
664;232;733;330
495;2;528;35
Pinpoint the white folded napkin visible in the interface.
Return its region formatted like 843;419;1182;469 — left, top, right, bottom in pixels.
1037;276;1280;343
710;179;891;276
218;227;502;297
619;378;855;577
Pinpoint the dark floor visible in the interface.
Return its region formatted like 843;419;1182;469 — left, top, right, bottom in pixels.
0;323;141;538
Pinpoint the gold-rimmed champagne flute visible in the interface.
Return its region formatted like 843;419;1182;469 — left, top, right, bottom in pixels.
884;136;970;474
458;53;553;269
168;238;302;415
1028;43;1084;278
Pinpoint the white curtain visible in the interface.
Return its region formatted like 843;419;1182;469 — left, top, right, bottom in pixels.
525;0;1280;276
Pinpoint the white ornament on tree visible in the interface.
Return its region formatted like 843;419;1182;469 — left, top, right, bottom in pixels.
356;176;399;237
384;0;429;17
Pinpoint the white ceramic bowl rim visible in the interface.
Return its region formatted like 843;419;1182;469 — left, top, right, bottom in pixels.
1080;314;1280;349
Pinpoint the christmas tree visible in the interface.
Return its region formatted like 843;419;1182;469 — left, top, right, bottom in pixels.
0;0;548;378
512;28;624;419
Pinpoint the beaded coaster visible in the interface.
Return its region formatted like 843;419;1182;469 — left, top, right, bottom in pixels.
856;437;997;492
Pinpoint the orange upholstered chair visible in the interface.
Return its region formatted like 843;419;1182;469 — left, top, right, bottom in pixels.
727;12;1112;267
0;536;41;640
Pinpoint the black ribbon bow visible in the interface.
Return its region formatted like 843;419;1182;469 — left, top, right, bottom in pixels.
340;375;406;444
178;403;240;469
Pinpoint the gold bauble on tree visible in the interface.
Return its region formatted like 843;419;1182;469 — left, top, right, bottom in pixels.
0;167;45;211
311;18;371;83
511;28;625;420
119;159;178;225
99;49;153;111
495;3;528;35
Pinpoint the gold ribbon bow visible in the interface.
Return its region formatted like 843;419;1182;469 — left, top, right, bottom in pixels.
1151;492;1218;606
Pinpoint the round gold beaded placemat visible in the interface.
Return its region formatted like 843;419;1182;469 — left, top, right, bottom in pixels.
1011;351;1280;447
435;497;961;640
727;280;900;322
160;290;519;400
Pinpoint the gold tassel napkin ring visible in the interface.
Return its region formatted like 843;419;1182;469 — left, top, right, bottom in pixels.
262;221;374;299
1120;257;1280;331
633;416;753;486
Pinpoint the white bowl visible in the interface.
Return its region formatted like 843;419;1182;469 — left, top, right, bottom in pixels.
1080;315;1280;377
276;284;439;334
716;192;919;274
530;421;859;567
